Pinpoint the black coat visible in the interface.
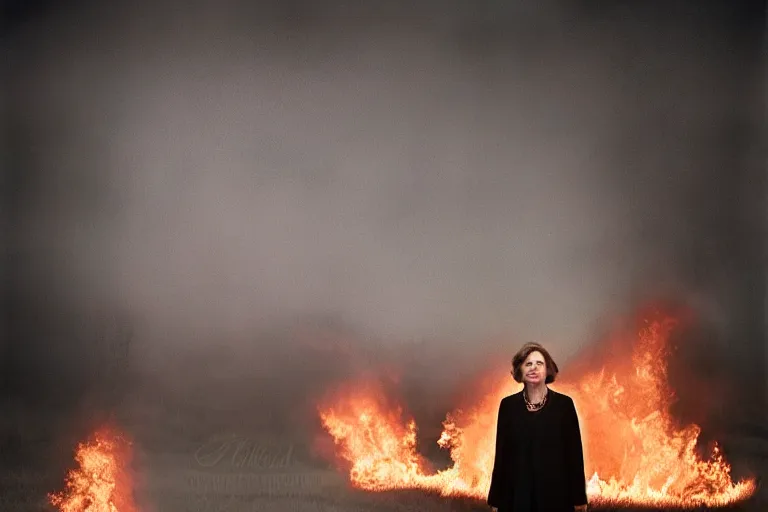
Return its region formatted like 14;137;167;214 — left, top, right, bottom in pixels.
487;389;588;512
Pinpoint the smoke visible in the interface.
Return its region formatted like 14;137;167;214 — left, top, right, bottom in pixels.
4;0;764;486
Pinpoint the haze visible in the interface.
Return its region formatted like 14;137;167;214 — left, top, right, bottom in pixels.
4;0;763;473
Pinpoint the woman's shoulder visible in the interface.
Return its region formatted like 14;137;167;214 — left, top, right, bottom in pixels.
547;388;577;407
500;390;524;406
548;388;570;398
502;390;524;401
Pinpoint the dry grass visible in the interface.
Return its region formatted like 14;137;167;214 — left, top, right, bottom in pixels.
5;393;763;512
5;467;760;512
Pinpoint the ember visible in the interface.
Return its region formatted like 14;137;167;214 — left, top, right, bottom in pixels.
49;427;137;512
318;315;757;508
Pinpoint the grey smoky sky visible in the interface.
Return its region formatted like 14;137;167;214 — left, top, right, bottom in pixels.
5;0;764;410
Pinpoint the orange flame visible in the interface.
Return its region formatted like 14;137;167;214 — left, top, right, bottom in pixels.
318;317;757;507
49;427;137;512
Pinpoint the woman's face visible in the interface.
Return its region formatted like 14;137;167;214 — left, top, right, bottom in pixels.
522;350;546;385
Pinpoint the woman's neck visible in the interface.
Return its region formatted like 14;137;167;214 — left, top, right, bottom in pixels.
525;382;548;403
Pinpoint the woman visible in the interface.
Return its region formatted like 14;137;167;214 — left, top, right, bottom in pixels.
487;342;588;512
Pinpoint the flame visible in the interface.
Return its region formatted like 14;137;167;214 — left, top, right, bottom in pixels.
49;427;137;512
318;316;757;508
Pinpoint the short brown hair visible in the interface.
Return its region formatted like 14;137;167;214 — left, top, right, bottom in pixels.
511;342;559;384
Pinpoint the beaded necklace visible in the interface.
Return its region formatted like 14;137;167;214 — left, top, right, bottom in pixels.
524;387;548;412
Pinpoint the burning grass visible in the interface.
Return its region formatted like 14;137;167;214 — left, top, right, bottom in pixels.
48;427;137;512
318;313;757;509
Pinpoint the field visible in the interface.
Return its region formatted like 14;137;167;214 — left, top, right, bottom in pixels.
1;468;764;512
3;337;765;512
2;430;764;512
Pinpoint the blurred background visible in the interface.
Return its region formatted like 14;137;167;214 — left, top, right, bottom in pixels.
2;0;765;510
